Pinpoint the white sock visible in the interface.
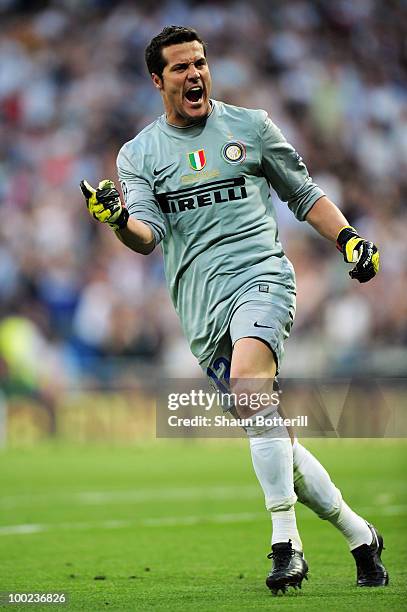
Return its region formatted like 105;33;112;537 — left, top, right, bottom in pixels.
293;439;342;518
249;436;301;551
271;508;302;552
293;440;371;549
328;501;372;550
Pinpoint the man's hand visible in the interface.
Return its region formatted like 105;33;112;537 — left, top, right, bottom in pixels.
336;226;380;283
80;179;129;230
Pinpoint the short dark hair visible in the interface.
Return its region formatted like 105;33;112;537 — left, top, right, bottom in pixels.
145;26;207;79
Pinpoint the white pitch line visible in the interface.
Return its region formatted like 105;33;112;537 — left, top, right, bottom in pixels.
2;486;405;511
0;505;406;537
373;504;407;516
0;485;261;509
0;512;265;536
0;524;45;535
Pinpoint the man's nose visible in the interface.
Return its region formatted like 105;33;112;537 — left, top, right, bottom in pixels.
187;63;200;79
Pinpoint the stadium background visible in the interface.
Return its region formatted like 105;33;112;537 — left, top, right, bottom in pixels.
0;2;406;609
1;0;406;402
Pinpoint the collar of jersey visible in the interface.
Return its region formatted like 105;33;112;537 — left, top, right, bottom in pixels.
159;99;217;135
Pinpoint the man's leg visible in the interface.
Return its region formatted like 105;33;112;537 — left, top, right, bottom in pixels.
293;439;389;586
231;337;308;592
292;440;371;547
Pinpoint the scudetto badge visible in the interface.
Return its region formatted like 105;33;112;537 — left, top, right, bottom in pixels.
188;149;206;171
222;141;246;164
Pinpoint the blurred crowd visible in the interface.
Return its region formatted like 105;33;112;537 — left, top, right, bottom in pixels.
0;0;406;395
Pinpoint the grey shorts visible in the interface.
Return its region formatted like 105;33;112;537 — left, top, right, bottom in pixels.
201;282;296;391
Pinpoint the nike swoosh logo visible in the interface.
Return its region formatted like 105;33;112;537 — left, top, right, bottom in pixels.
253;322;273;329
153;163;175;176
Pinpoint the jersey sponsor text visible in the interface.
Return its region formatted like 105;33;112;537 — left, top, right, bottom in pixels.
156;176;247;214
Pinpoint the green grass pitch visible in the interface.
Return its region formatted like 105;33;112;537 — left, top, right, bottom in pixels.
1;439;406;611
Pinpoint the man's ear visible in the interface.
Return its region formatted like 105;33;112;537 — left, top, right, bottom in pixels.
151;73;163;91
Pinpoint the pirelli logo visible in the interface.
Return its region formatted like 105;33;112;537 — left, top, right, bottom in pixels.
156;176;247;214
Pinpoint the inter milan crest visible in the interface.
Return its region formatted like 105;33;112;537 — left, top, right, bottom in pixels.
188;149;206;171
222;141;246;164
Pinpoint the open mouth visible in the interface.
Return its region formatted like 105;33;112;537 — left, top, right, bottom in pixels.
184;86;203;104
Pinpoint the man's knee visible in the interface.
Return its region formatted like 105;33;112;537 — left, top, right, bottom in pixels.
230;377;277;420
230;337;277;418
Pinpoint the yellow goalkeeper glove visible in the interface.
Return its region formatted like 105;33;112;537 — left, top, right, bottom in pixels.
336;226;380;283
80;179;129;230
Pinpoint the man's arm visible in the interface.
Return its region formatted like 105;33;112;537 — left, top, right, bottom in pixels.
116;143;167;251
258;113;379;283
80;179;156;255
305;195;348;241
115;217;155;255
305;195;380;283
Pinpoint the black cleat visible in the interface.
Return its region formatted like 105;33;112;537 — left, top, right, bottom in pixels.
266;540;308;595
351;523;389;587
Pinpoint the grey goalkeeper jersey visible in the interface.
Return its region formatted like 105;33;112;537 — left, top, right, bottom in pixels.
117;100;324;364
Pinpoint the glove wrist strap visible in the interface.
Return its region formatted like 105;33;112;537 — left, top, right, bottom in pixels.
110;207;129;230
336;225;359;253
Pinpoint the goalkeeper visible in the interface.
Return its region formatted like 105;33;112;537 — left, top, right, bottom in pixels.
80;26;386;595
